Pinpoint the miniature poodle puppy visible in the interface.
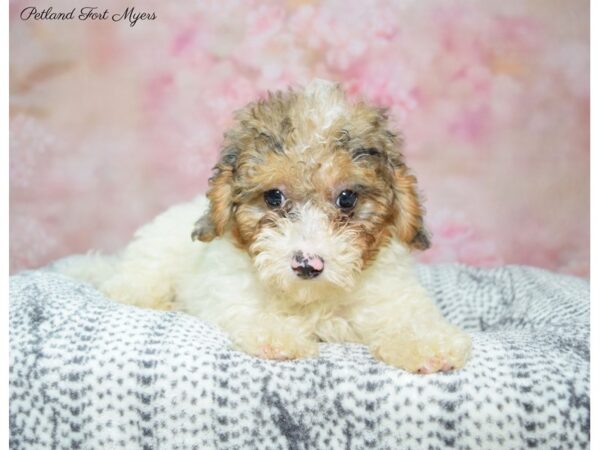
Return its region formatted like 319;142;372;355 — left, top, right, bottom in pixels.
59;80;471;374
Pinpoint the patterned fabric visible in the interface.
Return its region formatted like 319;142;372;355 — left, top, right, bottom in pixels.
9;264;589;449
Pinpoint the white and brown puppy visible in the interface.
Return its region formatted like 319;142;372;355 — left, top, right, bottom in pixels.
60;80;471;374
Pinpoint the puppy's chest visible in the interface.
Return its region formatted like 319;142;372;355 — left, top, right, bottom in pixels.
313;312;361;343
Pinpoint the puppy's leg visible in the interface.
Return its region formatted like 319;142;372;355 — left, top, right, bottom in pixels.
99;200;206;311
100;263;175;311
221;313;319;360
51;244;175;310
99;246;175;311
352;279;471;373
371;305;471;374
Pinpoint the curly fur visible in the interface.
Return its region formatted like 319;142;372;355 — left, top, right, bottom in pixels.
58;80;471;373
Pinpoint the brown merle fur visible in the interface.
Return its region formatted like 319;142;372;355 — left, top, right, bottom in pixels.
192;84;430;268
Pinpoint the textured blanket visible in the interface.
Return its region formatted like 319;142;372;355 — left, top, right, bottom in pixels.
9;264;589;450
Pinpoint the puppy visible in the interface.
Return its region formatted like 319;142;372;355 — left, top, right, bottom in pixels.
60;80;471;374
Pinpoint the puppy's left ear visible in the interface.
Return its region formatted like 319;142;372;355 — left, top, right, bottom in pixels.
391;163;431;251
192;146;238;242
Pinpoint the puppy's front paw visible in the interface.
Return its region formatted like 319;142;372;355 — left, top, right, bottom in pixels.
233;328;319;361
372;325;471;374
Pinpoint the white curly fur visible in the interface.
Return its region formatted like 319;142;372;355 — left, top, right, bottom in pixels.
56;80;471;373
57;195;471;373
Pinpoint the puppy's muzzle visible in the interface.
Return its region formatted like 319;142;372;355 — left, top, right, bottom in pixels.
291;251;324;279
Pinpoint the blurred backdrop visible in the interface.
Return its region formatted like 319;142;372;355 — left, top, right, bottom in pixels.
9;0;589;276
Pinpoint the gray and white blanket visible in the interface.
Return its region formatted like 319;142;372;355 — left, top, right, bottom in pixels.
9;264;589;450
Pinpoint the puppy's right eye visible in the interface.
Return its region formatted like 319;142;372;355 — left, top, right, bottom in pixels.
264;189;285;208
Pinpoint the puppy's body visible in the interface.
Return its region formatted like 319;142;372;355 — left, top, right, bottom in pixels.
60;80;471;373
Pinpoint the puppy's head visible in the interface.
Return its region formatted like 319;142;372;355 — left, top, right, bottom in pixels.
193;80;429;303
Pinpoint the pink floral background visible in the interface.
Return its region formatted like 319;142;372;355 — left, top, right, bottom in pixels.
9;0;589;276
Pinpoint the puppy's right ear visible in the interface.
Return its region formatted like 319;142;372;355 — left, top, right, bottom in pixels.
192;146;238;242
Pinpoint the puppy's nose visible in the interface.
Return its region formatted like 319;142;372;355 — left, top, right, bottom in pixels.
291;251;324;279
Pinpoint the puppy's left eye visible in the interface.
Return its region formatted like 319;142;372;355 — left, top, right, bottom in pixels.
264;189;285;208
336;190;358;209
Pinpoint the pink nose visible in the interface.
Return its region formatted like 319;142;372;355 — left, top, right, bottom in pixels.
291;251;324;279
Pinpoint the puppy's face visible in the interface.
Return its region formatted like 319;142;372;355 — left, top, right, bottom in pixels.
193;80;429;303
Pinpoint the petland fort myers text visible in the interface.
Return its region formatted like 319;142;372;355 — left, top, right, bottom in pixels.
20;6;156;27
